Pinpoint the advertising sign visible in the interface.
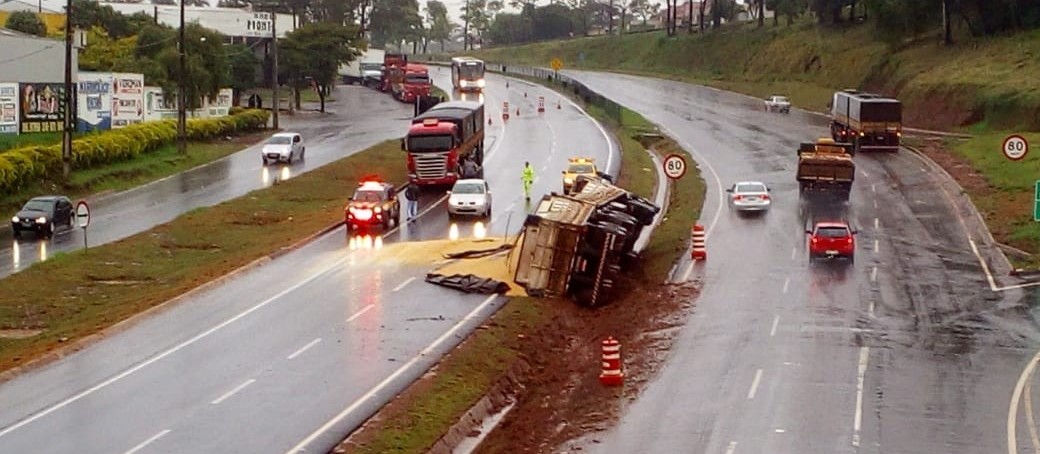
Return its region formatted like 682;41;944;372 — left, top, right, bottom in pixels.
0;83;19;134
144;86;176;121
111;73;144;128
207;88;233;118
19;83;65;134
77;71;113;132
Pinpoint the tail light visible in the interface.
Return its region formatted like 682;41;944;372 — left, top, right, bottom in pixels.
847;238;853;244
733;195;743;201
761;194;770;200
811;237;818;243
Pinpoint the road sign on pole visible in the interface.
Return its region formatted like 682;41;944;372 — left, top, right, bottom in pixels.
1003;134;1029;161
76;200;90;249
663;154;687;180
550;57;563;76
1034;180;1040;222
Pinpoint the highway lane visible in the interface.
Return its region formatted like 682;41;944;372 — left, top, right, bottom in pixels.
558;71;1036;453
0;71;616;454
0;84;414;278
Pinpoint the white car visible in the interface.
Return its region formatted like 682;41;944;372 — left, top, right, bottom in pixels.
262;132;305;165
764;95;791;113
727;181;771;212
447;179;492;219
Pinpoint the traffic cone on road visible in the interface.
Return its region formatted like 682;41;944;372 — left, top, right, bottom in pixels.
556;100;561;110
516;107;520;117
599;337;624;387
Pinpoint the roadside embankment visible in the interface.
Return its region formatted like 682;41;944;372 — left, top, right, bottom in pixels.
333;70;705;454
0;140;405;378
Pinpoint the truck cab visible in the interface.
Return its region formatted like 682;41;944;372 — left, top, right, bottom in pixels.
393;64;431;103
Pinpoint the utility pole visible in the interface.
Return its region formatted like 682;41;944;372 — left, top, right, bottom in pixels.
463;0;470;51
271;9;279;129
61;0;73;178
177;0;187;154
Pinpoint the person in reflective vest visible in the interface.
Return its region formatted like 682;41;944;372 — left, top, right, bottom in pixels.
521;162;535;201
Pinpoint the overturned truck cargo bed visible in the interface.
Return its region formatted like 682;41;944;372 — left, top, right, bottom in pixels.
514;176;660;307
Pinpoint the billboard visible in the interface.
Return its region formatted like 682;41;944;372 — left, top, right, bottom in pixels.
0;83;19;134
112;73;144;128
19;83;65;134
144;86;207;121
207;88;233;117
77;72;113;132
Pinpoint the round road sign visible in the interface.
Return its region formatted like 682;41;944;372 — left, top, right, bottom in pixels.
663;154;687;180
76;200;90;228
1003;134;1029;161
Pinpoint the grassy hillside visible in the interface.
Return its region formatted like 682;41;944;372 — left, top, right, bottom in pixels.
463;21;1040;132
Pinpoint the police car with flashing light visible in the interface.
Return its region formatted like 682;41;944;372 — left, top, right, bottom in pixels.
345;178;401;231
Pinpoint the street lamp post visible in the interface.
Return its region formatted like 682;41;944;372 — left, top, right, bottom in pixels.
177;0;187;154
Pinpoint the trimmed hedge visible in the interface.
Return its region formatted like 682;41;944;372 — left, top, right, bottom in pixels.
0;109;269;194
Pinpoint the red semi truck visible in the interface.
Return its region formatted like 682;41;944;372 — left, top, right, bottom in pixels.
392;63;432;103
380;53;407;92
403;101;485;186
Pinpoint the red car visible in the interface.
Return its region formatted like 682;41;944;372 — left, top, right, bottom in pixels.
806;221;857;262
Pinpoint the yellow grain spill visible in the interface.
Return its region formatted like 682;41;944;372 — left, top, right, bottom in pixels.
374;235;527;297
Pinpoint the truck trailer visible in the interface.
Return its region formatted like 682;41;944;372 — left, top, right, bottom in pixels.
797;138;856;201
404;101;485;186
830;89;902;153
339;48;385;86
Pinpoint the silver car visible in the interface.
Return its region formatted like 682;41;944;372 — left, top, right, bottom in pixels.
447;179;492;219
727;181;771;212
261;132;305;165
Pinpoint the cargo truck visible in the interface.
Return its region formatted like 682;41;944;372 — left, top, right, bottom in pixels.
830;89;902;153
380;53;407;92
339;48;385;86
403;100;485;186
391;63;431;103
797;138;855;201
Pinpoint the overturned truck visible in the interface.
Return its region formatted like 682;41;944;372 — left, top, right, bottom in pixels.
513;175;660;307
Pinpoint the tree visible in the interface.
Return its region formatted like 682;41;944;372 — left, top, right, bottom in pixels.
5;11;46;37
226;44;259;106
156;24;230;110
628;0;657;25
369;0;422;48
279;22;360;112
425;0;454;52
78;26;141;72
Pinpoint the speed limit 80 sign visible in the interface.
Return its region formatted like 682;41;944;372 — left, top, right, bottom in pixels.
1003;134;1029;161
663;154;687;180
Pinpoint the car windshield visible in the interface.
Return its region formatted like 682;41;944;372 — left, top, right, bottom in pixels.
360;63;382;71
459;63;484;78
774;97;788;102
408;135;453;152
268;136;292;145
568;164;594;174
736;183;767;193
452;183;485;194
406;75;429;84
817;226;850;238
353;190;382;203
23;200;53;212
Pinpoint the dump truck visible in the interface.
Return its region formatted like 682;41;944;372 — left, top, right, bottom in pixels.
514;175;659;307
797;138;855;201
830;89;902;152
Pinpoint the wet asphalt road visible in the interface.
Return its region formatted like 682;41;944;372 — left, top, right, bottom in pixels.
0;70;616;454
554;71;1040;454
0;84;414;279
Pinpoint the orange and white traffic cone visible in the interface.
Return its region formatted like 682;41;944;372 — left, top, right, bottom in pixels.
599;337;624;386
502;101;510;121
691;224;706;260
515;107;520;117
556;100;562;110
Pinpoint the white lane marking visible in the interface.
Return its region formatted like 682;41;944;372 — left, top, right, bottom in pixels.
211;378;256;405
681;261;695;282
393;277;416;292
770;315;779;337
1008;350;1040;454
861;169;870;178
286;294;501;454
853;346;870;447
0;252;354;439
874;217;879;229
506;202;516;213
971;239;1040;291
775;428;786;433
782;277;790;294
868;301;876;319
346;304;375;323
747;369;763;399
724;441;737;454
873;199;878;209
1026;375;1040;454
873;239;879;254
545;79;617;172
287;338;322;360
122;429;171;454
872;184;876;193
871;266;878;282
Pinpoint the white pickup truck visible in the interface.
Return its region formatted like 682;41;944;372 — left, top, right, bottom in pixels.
764;95;791;113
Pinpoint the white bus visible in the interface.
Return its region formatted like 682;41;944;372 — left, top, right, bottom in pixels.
451;57;486;92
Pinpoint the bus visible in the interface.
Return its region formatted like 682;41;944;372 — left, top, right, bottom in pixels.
451;57;486;92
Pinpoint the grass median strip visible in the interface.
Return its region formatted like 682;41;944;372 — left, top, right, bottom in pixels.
0;140;405;374
336;78;705;453
0;132;270;216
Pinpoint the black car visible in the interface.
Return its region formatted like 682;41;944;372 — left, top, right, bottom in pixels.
11;196;74;238
345;179;401;231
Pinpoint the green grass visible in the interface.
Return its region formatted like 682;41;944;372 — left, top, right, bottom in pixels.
0;140;406;373
337;77;705;452
462;22;1040;131
431;85;449;100
944;131;1040;265
0;131;270;217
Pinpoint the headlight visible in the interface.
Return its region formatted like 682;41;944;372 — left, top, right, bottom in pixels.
374;207;382;213
11;216;18;222
564;177;575;184
477;79;486;88
35;217;47;224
